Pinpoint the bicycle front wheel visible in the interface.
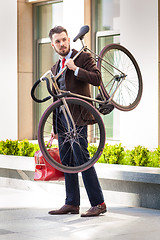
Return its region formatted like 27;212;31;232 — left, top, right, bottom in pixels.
38;97;105;173
97;44;143;111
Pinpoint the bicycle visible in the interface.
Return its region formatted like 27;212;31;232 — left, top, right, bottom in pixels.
31;25;143;173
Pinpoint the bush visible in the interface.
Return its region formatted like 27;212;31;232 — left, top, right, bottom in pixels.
31;144;40;157
130;145;150;166
97;143;125;164
146;146;160;168
0;139;19;155
19;139;35;157
0;139;160;168
0;141;3;154
155;145;160;163
0;139;40;157
88;144;98;159
120;150;132;166
87;144;106;163
89;143;160;168
147;151;159;167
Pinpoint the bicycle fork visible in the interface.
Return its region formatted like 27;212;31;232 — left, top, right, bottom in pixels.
106;75;127;102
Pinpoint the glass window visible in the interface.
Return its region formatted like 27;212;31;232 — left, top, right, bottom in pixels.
92;0;120;140
33;1;63;138
35;42;59;124
94;0;120;32
36;2;63;39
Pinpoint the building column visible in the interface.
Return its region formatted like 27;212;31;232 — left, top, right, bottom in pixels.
17;0;33;140
158;0;160;146
84;0;91;49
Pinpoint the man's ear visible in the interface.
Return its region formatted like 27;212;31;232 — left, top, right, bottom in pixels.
51;43;54;48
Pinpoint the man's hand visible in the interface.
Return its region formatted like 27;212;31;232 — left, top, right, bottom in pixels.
65;59;77;72
51;132;58;140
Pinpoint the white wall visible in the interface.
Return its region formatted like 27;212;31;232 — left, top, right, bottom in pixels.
120;0;158;149
0;1;18;140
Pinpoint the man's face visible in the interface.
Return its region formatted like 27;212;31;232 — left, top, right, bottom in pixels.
51;31;70;57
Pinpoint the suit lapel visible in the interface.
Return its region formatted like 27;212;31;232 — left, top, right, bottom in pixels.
71;49;78;59
51;59;60;76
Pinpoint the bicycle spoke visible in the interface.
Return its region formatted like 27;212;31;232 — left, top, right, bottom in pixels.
97;44;142;110
38;98;105;173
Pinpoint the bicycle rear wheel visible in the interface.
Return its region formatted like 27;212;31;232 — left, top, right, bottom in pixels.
97;44;143;111
38;97;105;173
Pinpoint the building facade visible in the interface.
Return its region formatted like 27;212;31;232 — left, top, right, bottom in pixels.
0;0;159;149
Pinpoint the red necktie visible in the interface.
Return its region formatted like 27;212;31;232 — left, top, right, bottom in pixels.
62;58;66;69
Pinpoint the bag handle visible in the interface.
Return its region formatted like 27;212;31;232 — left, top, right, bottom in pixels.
36;132;56;166
46;132;55;148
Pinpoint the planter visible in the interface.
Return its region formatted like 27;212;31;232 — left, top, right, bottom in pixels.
0;154;160;209
94;163;160;210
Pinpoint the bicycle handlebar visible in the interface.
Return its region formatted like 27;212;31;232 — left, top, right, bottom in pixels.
31;77;71;103
40;70;52;81
31;78;52;103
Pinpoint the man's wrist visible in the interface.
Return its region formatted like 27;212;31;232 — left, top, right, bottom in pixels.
74;67;79;76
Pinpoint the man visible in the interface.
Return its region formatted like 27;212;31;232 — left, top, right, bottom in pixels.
48;26;106;217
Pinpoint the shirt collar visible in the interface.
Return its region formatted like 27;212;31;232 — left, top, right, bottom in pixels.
60;50;72;61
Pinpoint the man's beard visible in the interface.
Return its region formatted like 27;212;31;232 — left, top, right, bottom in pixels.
55;45;70;57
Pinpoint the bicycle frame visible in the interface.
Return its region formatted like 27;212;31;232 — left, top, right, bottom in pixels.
40;39;126;105
37;37;128;134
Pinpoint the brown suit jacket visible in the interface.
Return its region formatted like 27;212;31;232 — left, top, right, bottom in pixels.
51;49;102;127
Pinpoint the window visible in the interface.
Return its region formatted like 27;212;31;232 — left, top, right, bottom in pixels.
33;1;63;138
92;0;120;140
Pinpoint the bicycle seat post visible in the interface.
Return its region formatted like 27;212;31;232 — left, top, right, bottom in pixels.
80;38;85;48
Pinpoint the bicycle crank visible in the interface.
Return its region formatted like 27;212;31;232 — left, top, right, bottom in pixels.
99;103;114;115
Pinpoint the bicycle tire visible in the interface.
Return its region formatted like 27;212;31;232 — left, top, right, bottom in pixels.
38;97;105;173
97;44;143;111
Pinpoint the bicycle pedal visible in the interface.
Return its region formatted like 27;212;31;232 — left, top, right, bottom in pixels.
99;104;114;115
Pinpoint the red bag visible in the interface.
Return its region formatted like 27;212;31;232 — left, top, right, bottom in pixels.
34;148;64;181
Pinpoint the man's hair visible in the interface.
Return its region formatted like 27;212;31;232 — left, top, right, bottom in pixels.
49;26;68;40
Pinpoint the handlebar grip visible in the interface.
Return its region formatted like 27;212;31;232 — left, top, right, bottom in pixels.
31;79;51;103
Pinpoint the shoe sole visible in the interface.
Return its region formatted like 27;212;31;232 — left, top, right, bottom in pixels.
48;211;79;215
81;209;107;217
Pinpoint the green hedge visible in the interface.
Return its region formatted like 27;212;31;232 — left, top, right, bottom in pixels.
89;143;160;168
0;139;40;157
0;139;160;168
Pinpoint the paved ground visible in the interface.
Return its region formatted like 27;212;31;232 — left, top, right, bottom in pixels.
0;184;160;240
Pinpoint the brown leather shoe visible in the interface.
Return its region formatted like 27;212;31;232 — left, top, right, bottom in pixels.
48;204;79;215
81;203;107;217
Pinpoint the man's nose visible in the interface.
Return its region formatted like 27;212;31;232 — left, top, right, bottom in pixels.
60;41;64;46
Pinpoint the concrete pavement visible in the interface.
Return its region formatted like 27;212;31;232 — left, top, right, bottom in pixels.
0;184;160;240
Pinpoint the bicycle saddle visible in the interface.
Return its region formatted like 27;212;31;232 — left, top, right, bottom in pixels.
73;25;89;42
